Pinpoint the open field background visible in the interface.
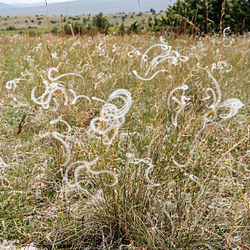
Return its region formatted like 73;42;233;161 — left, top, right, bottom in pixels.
0;31;249;249
0;12;162;35
0;0;171;16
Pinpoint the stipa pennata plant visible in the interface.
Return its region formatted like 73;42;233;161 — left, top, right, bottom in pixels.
131;36;189;81
167;66;244;168
0;31;249;249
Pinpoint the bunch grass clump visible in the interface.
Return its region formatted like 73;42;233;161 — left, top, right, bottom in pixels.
0;31;249;249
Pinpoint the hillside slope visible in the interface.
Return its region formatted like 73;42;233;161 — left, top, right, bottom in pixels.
0;0;172;16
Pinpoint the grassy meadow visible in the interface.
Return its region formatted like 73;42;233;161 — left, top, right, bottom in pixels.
0;31;249;249
0;13;160;35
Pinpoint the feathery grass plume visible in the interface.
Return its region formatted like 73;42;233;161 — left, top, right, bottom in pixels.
132;36;188;81
31;67;84;110
89;89;132;145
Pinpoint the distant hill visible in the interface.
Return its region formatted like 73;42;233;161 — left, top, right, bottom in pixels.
0;2;12;8
0;0;173;16
11;3;45;8
0;1;46;8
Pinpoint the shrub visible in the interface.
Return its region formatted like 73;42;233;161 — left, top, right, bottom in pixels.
118;23;125;35
6;26;16;30
51;27;59;35
64;22;83;35
92;12;110;34
150;8;156;15
28;30;36;36
108;25;119;34
127;21;140;34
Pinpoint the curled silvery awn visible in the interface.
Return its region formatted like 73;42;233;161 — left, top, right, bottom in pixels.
128;45;142;58
50;117;72;166
108;89;132;116
6;78;24;91
31;67;84;110
112;44;117;53
23;56;34;62
212;27;235;47
133;37;188;81
218;98;244;119
0;157;9;176
5;76;31;105
89;89;132;145
90;116;122;145
201;68;222;123
0;157;9;171
222;27;235;47
132;68;169;81
31;80;68;110
79;63;90;73
69;89;91;105
47;67;83;82
64;157;118;195
51;52;57;60
170;68;244;168
127;153;160;187
32;43;42;52
98;41;106;56
168;85;191;127
211;61;232;73
6;70;32;92
201;68;243;123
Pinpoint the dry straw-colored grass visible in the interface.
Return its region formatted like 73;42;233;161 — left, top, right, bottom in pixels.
0;32;249;249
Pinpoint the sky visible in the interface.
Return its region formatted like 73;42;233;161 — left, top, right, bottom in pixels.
2;0;75;4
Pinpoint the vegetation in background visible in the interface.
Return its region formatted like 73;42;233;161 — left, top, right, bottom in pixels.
61;0;249;36
1;1;249;36
158;0;250;35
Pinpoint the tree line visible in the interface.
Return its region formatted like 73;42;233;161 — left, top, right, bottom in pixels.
63;1;249;36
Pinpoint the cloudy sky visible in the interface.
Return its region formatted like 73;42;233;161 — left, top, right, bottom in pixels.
2;0;75;4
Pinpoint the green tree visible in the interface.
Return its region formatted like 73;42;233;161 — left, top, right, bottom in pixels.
121;15;126;22
127;21;140;34
118;23;125;36
165;0;249;34
6;26;16;30
224;0;250;32
92;13;110;33
150;8;156;15
72;22;83;34
149;16;169;33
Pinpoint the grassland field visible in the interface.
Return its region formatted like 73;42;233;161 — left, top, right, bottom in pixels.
0;29;249;249
0;13;162;35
